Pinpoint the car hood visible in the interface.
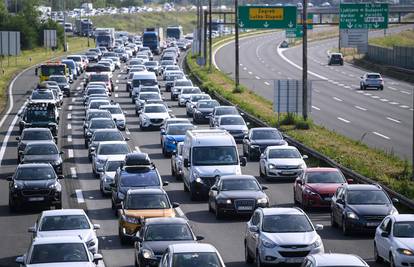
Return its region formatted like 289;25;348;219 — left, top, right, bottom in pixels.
15;179;56;189
219;125;248;131
37;229;94;242
165;135;185;142
395;237;414;250
218;190;266;199
251;139;286;146
267;158;304;166
22;154;60;163
262;231;317;246
96;154;126;162
144;113;170;119
306;183;344;194
27;263;94;267
112;114;126;121
193;165;241;177
124;208;175;218
347;204;394;216
142;240;197;255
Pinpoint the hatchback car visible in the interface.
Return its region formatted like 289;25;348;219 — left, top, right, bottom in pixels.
16;128;55;162
302;253;369;267
21;141;63;175
215;115;249;143
360;73;384;90
209;106;240;127
244;207;324;266
242;127;287;160
91;141;130;177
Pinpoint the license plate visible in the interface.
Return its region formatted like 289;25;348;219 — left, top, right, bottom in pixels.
285;258;303;263
28;197;44;202
238;206;253;211
324;197;331;201
367;222;380;227
281;171;294;175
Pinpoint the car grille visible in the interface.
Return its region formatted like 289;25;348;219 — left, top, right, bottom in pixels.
279;251;310;258
319;193;334;199
234;199;255;211
276;165;299;170
150;119;163;124
22;189;51;196
364;215;386;221
279;245;309;249
228;130;243;134
200;177;217;187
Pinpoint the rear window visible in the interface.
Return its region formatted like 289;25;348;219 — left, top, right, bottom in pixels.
367;74;381;79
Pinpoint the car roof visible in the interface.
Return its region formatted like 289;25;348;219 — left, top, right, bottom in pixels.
219;175;256;180
169;243;218;253
145;217;188;225
345;184;383;191
17;163;52;169
100;104;120;109
98;141;127;145
309;253;367;267
392;214;414;222
305;167;340;173
41;209;87;217
261;207;304;216
127;188;165;195
33;236;84;245
22;128;51;132
90;117;114;122
267;145;297;150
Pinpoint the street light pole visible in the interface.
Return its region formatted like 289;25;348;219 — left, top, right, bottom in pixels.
63;0;67;52
302;0;308;120
234;0;240;91
208;0;212;70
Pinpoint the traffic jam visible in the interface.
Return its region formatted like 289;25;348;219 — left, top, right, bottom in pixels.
6;27;414;267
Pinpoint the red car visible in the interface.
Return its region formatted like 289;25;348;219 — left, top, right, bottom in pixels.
293;168;352;209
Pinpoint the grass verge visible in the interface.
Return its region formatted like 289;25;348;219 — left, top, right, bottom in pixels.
186;50;414;199
369;29;414;47
0;37;89;113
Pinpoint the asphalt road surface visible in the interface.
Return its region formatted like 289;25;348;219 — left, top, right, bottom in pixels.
215;26;414;160
0;48;404;267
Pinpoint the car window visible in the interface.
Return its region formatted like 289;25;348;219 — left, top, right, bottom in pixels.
393;221;414;237
144;224;193;241
120;169;160;187
380;217;390;231
306;171;346;184
262;214;313;233
26;144;58;155
172;252;222;267
126;194;170;209
251;130;282;140
98;143;129;155
268;149;301;159
93;131;123;142
22;131;51;140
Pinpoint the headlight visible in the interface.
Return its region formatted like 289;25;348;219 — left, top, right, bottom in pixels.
86;239;96;248
261;238;277;248
257;197;268;204
310;239;322;249
346;211;359;220
299;163;307;169
389;207;399;215
48;182;58;189
268;164;276;169
13;183;22;189
304;187;318;196
142;248;155;259
123;215;141;224
217;198;231;204
195;177;202;183
397;248;414;256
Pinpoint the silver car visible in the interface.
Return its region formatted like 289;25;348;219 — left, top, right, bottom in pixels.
91;141;130;177
100;159;123;195
301;253;368;267
244;207;324;266
360;73;384;90
185;94;211;117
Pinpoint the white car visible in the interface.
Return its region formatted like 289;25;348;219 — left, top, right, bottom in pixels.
215;114;248;143
178;87;202;107
100;159;123;195
28;209;100;253
100;104;127;130
259;145;307;179
244;207;324;266
16;236;103;267
134;92;163;113
303;253;368;267
139;104;171;130
374;214;414;267
91;141;130;177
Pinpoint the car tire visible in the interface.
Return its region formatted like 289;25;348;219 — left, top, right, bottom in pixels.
183;182;189;192
190;188;198;201
215;205;223;219
245;242;254;263
171;162;176;177
342;217;350;236
208;200;213;212
374;243;383;263
255;250;262;267
330;212;338;227
119;227;128;245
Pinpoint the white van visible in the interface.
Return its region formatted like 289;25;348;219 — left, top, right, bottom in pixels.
182;129;247;200
131;72;158;97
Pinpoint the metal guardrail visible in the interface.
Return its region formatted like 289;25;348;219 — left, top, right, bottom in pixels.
183;54;414;211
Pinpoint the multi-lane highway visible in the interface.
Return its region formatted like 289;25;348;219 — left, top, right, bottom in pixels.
0;47;406;267
215;26;413;160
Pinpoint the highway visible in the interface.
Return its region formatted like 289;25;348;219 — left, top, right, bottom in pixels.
0;49;404;267
215;26;414;160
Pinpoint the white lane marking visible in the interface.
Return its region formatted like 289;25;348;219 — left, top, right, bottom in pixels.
248;71;253;75
387;117;401;124
333;97;343;102
67;113;72;120
72;98;76;103
371;95;380;99
240;63;243;66
67;124;72;130
115;93;119;98
135;146;141;152
117;74;121;78
389;87;398;91
363;93;372;96
116;80;119;83
338;83;345;87
355;105;367;111
400;105;409;109
344;86;351;89
67;135;72;142
243;67;247;71
115;86;119;90
76;86;81;90
68;105;73;111
70;167;77;178
389;102;399;105
255;76;261;80
349;74;355;77
312;105;320;110
373;131;390;140
68;149;74;158
75;189;85;203
264;81;270;86
125;128;130;135
175;207;188;220
400;90;411;95
314;89;320;93
380;99;389;102
337;117;350;123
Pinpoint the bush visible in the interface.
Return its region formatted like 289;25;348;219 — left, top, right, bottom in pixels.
280;113;296;125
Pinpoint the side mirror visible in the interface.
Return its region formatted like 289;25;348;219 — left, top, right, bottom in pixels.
392;198;399;203
163;181;169;186
210;186;218;191
302;155;308;159
132;236;142;242
172;202;180;208
58;175;64;180
93;254;103;264
6;176;13;181
249;225;259;233
346;178;354;184
183;158;190;167
337;198;344;205
15;256;24;264
196;235;204;241
15;137;20;141
261;185;268;190
296;178;303;185
28;226;36;233
315;224;324;231
240;156;247;167
93;224;101;230
381;231;389;237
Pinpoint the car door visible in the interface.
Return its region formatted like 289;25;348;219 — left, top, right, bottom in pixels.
376;217;391;259
209;180;221;210
246;211;261;254
259;149;268;174
332;187;344;223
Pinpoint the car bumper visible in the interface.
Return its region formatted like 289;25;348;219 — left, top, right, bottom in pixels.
171;91;180;99
216;202;268;215
303;195;333;208
10;191;61;206
190;180;216;198
345;219;383;232
393;253;414;267
138;255;162;267
259;245;324;265
266;168;304;178
141;119;165;128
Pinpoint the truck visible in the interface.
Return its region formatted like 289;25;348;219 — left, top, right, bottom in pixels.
142;27;163;55
95;27;115;50
166;25;183;40
75;18;93;36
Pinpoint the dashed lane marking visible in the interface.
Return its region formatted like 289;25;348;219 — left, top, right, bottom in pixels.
333;97;343;102
389;102;399;105
67;113;72;120
255;76;261;80
67;124;72;130
67;135;72;143
68;149;74;158
135;146;141;152
70;167;77;178
389;87;398;91
75;189;85;203
125;128;131;135
175;207;188;220
400;105;409;109
264;82;270;86
373;132;390;140
387;117;401;124
68;105;73;111
400;90;411;95
72;98;76;103
115;93;119;98
312;106;320;110
355;106;367;111
380;99;389;102
337;117;350;123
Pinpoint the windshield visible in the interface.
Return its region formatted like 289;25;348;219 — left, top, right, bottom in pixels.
87;89;106;95
220;117;245;125
15;166;55;180
166;124;193;135
40;215;90;231
22;131;51;140
30;243;88;264
306;171;345;184
90;119;115;130
393;222;414;238
87;111;111;121
98;143;129;155
26;144;58;155
161;61;174;66
182;88;201;94
367;74;381;79
40;65;65;76
144;105;166;113
90;101;110;109
172;253;222;267
252;130;282;140
90;74;109;82
176;81;192;87
31;91;53;100
105;161;123;172
221;179;260;191
140;87;158;93
347;190;390;205
93;131;123;142
193;146;238;166
191;95;210;102
49;76;66;83
126;194;170;209
262;214;313;233
268;149;301;159
25;109;54;122
139;93;160;100
216;107;238;116
145;224;193;241
120;169;160;187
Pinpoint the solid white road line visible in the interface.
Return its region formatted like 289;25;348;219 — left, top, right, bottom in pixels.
67;135;72;143
337;117;350;123
373;131;390;140
355;105;367;111
387;117;401;124
312;105;321;111
67;124;72;130
75;189;85;203
68;149;74;158
333;97;343;102
70;167;77;178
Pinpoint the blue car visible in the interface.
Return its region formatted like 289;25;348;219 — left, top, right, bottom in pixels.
161;123;194;156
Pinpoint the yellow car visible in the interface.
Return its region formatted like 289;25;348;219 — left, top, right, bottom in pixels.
118;188;179;244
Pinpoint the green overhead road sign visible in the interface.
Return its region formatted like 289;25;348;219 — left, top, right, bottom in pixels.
285;25;305;38
340;3;389;29
238;6;297;29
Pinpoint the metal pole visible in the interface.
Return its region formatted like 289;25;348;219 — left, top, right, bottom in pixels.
198;1;203;57
196;0;200;55
412;89;414;180
63;0;67;52
234;0;240;91
302;0;308;120
208;0;212;71
204;10;208;64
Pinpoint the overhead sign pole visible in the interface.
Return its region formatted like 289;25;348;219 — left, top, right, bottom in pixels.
235;0;240;91
302;0;308;120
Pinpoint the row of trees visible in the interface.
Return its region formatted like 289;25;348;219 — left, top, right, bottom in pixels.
0;0;64;50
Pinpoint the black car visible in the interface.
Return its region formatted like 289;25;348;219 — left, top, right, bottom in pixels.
111;165;167;214
16;128;55;162
192;100;220;124
328;53;344;66
133;217;203;266
18;102;59;136
208;175;269;219
21;141;63;175
8;163;63;211
330;184;399;235
242;127;287;160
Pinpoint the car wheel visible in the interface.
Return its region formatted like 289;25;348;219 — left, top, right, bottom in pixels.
171;162;176;177
208;200;213;212
255;250;262;267
190;188;198;201
183;182;189;192
374;243;383;263
8;196;16;212
245;242;254;263
390;253;396;267
118;227;128;245
342;217;350;236
259;166;264;177
330;212;338;227
215;205;223;219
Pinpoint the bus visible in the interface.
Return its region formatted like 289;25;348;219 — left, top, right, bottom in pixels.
35;63;69;82
166;25;183;40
